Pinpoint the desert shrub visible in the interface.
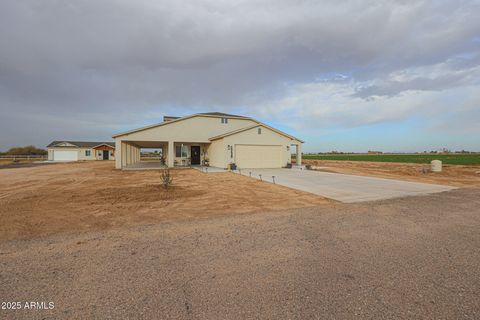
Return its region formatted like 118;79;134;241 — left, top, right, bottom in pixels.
160;168;173;190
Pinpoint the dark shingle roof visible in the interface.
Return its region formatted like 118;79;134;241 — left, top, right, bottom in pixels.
47;141;115;148
163;115;181;122
198;112;249;118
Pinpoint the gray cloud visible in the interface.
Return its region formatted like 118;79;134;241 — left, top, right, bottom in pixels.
0;0;479;149
352;55;480;98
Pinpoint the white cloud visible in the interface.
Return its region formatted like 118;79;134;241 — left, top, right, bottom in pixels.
254;71;480;133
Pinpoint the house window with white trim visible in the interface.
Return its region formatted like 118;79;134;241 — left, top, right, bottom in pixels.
258;128;262;134
175;145;187;157
85;150;91;156
221;117;228;124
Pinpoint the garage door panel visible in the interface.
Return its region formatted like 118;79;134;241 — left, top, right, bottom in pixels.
53;150;78;161
235;145;282;168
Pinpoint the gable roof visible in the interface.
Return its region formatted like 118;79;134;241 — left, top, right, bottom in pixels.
47;141;115;148
209;124;304;143
91;143;116;149
112;112;303;143
112;112;254;138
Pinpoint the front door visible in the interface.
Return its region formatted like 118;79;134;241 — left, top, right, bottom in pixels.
191;146;200;165
102;150;109;160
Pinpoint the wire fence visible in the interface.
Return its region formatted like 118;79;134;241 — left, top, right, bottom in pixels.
0;155;47;160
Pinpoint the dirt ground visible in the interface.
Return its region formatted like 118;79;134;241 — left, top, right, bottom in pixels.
1;188;479;319
303;159;480;187
0;158;43;166
0;162;331;241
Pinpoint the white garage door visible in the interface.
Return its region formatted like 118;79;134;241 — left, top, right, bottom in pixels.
235;145;282;168
53;150;78;161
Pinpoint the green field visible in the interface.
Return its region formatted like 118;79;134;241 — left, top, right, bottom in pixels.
300;154;480;165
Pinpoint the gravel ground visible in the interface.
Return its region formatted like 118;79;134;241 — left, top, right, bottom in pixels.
1;188;479;319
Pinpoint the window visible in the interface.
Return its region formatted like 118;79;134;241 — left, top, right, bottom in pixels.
258;128;262;134
221;117;228;124
98;151;102;157
175;145;187;157
85;150;91;156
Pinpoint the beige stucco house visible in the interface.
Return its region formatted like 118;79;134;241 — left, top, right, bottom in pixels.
47;141;115;161
112;112;303;169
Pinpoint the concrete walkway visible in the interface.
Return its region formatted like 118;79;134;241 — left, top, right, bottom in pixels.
192;166;227;173
124;161;166;170
125;162;196;170
237;168;455;203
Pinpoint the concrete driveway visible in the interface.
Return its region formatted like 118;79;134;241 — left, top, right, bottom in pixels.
238;168;455;202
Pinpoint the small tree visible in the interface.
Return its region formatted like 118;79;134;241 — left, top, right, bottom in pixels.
160;168;173;190
5;145;47;155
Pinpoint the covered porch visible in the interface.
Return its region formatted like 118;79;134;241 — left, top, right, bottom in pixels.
118;140;210;169
92;143;115;161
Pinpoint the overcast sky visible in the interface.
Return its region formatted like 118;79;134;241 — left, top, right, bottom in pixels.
1;0;479;152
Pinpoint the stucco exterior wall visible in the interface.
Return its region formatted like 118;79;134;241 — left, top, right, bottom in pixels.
78;148;95;160
113;115;302;169
222;126;295;168
206;139;225;168
172;143;208;166
114;115;256;168
115;116;256;143
48;147;115;161
48;147;95;160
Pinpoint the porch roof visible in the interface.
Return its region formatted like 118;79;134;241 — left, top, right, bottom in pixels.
122;140;210;148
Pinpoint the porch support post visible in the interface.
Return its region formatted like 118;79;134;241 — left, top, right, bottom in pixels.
167;141;174;167
296;143;302;166
133;145;139;164
115;139;122;169
121;141;128;168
